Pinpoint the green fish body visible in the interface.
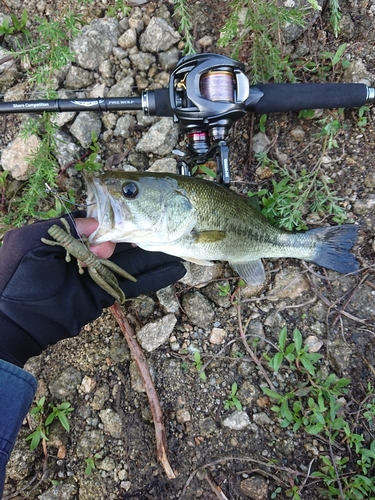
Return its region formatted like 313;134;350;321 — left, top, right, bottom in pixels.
86;171;359;285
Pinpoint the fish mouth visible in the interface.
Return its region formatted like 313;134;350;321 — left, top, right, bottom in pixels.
85;175;128;243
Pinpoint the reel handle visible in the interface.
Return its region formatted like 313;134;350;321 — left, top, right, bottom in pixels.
247;83;373;114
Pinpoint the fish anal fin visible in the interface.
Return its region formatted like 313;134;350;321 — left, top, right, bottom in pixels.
231;259;265;286
184;257;214;266
193;230;226;244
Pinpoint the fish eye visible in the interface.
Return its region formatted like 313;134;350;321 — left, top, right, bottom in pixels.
122;182;139;199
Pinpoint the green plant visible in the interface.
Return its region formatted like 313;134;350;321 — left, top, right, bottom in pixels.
74;133;102;172
106;1;131;17
0;9;29;37
218;283;231;297
328;0;342;37
84;453;102;475
224;382;242;410
194;350;207;381
173;0;196;55
259;114;267;133
218;0;310;83
295;43;350;81
357;105;370;130
26;396;73;451
247;152;347;231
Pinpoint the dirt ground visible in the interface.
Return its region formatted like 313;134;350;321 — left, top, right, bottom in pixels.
1;0;375;499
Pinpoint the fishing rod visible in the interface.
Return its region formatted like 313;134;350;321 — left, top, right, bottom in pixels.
1;53;374;185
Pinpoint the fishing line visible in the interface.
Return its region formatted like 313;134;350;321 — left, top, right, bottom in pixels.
44;182;96;246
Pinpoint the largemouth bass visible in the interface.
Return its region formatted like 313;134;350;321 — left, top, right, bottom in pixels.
86;171;359;285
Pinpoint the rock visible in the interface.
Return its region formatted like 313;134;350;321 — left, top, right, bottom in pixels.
80;375;96;394
343;59;371;86
129;360;147;392
237;381;260;406
6;440;35;480
108;75;135;98
53;129;81;167
110;336;130;363
65;65;95;90
97;456;116;471
113;114;136;138
222;410;251;430
179;261;224;287
49;367;82;400
197;35;213;48
240;475;268;499
327;340;353;375
38;482;78;499
118;28;137;49
71;18;120;70
305;335;323;353
91;384;110;411
76;429;105;457
140;17;181;52
182;291;215;328
129;52;156;71
158;47;181;71
0;47;19;91
69;112;102;148
267;266;309;301
365;172;375;188
156;285;180;314
253;412;273;426
51;89;77;127
209;327;227;345
147;157;177;173
1;134;41;180
176;409;191;423
203;281;232;308
99;408;123;439
290;126;305;141
136;117;179;155
252;132;271;154
353;194;375;215
137;314;177;352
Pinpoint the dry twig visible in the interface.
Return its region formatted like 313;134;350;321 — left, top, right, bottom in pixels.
110;302;176;479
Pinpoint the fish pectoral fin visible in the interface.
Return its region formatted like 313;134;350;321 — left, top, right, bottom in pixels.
184;257;214;266
193;230;227;243
231;259;265;286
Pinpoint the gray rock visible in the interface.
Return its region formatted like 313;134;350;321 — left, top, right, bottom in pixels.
65;65;95;90
113;114;136;138
252;132;271;154
91;384;110;411
53;129;81;167
38;482;78;500
49;367;82;400
6;440;35;480
253;411;273;426
70;112;102;148
71;18;120;70
108;75;135;98
97;456;116;471
0;48;19;91
343;59;372;86
137;314;177;352
99;408;123;439
147;157;177;173
158;47;181;71
140;17;181;53
129;359;146;392
240;475;268;499
237;380;260;407
1;135;41;180
353;194;375;215
222;410;251;430
179;261;224;287
203;281;232;308
365;172;375;188
51;90;77;127
136;117;179;155
110;336;130;363
76;429;105;457
182;291;215;328
290;126;306;142
281;0;324;43
129;52;156;71
156;285;180;314
327;340;353;375
267;266;309;301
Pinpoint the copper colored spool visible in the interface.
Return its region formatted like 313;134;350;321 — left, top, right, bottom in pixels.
200;71;234;102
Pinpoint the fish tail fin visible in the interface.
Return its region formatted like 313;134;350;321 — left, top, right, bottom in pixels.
308;224;359;274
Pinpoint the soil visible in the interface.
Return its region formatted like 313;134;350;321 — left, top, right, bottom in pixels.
1;0;375;499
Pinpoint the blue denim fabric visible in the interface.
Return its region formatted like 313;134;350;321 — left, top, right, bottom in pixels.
0;359;37;498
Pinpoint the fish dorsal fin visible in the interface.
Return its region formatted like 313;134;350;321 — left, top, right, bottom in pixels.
193;230;226;243
231;259;265;286
245;194;261;211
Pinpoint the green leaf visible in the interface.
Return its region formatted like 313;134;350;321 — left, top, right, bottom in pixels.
332;43;347;66
271;352;283;372
262;387;282;400
278;327;287;350
293;329;302;352
306;422;324;434
300;356;316;376
58;413;70;432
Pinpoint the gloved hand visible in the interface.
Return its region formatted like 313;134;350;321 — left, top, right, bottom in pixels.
0;213;186;367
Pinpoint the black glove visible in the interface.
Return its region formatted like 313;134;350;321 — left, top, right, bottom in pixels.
0;214;186;367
